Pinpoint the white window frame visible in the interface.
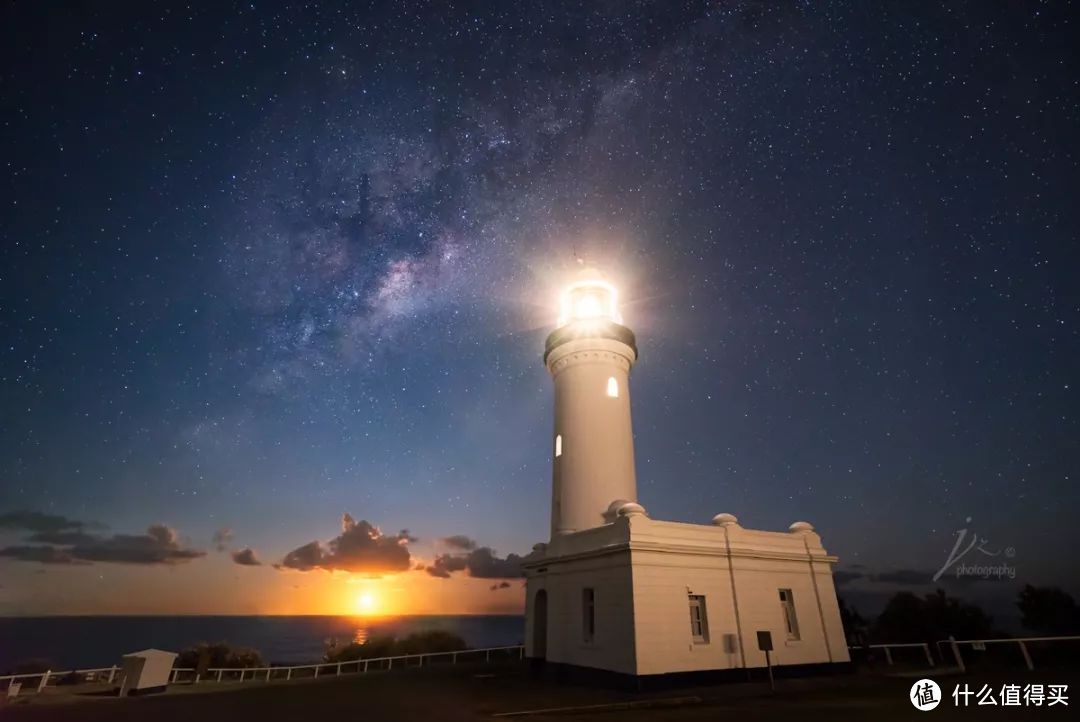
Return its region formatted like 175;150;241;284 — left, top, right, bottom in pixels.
779;588;800;641
688;594;709;644
606;376;619;398
554;434;562;457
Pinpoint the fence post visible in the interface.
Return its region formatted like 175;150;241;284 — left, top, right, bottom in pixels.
364;660;369;673
108;667;116;684
337;663;342;676
418;655;424;668
217;669;223;682
883;646;893;666
239;669;245;683
314;665;320;679
922;643;934;667
452;652;457;664
37;671;50;693
519;646;524;660
286;668;292;681
1017;641;1034;671
948;636;966;673
266;668;271;682
486;650;491;663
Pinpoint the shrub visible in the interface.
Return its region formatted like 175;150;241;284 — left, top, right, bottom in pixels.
396;630;469;655
175;642;265;670
56;671;84;686
323;631;467;663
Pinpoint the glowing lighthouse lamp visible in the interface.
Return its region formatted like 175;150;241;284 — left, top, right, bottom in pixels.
557;278;622;328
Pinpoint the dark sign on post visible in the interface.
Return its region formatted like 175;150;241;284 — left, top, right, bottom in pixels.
757;630;775;692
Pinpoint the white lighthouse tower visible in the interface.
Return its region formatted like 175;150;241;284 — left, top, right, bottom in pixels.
546;271;639;536
524;268;850;686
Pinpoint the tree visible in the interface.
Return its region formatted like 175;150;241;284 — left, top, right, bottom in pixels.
1017;585;1080;635
872;589;994;643
838;597;868;646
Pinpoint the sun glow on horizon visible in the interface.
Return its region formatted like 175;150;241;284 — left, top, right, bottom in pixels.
354;591;381;616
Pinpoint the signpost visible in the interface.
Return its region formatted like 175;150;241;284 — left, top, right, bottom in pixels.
757;631;774;692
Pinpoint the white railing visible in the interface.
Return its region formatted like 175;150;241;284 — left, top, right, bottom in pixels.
1;645;525;697
0;666;120;696
167;644;525;684
936;635;1080;673
847;642;935;667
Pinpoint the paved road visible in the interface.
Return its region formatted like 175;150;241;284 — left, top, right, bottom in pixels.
2;663;1076;721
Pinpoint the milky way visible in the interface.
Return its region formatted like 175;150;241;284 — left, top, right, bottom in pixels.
1;1;1077;617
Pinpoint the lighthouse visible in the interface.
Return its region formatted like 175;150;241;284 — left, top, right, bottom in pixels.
546;271;639;535
524;267;850;685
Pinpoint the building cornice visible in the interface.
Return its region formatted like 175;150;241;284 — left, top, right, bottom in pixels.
523;539;839;571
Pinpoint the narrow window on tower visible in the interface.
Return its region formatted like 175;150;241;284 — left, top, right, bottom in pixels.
688;594;710;644
606;376;619;398
582;588;595;643
779;589;800;640
554;434;562;458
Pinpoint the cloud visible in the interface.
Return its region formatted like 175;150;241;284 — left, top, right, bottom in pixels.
70;525;205;565
490;581;511;591
466;547;536;578
871;569;934;585
833;569;864;586
0;545;83;564
425;553;468;578
26;530;100;545
441;535;477;551
426;540;539;580
231;547;262;566
0;519;205;566
0;510;103;535
212;528;234;552
833;567;942;587
277;513;415;574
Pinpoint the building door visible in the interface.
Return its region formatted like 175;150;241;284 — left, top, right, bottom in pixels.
533;589;548;660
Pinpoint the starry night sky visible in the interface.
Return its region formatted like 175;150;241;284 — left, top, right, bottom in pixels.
1;1;1077;618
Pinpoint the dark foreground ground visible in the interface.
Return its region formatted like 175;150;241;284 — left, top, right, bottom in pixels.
2;662;1077;721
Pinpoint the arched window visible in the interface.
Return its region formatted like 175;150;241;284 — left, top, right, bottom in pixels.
554;434;562;457
606;377;619;398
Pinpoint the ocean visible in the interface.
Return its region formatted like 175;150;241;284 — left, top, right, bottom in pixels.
0;615;525;672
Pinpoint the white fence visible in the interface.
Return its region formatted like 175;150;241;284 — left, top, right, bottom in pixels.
5;635;1078;698
847;642;935;667
170;644;525;684
936;635;1080;673
1;666;120;697
1;645;525;698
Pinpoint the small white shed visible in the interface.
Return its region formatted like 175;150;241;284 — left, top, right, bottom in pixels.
118;649;177;696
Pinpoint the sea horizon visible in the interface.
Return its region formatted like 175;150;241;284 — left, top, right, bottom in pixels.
0;612;526;618
0;614;526;672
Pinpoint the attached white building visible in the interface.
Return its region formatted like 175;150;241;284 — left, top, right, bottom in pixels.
524;271;850;685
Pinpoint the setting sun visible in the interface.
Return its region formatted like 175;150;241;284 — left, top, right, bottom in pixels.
355;591;379;616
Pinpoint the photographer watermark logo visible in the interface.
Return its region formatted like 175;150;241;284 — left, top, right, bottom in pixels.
911;679;942;711
933;517;1015;582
